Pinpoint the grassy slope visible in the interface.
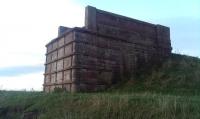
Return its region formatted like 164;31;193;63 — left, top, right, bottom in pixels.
1;54;200;119
113;54;200;95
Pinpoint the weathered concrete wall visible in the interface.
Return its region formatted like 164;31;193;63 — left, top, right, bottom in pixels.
85;6;171;57
43;6;172;92
44;31;77;92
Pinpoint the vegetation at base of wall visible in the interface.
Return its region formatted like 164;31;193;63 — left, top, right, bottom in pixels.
0;53;200;119
111;53;200;95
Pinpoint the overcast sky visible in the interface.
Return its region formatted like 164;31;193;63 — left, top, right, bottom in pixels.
0;0;199;91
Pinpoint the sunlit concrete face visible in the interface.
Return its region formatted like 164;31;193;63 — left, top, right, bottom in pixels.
43;6;172;93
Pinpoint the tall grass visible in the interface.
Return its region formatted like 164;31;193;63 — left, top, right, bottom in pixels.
1;92;200;119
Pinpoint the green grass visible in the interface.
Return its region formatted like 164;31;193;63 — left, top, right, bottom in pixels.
112;54;200;95
1;54;200;119
1;92;200;119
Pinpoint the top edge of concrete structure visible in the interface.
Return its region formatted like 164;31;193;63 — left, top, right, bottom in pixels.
85;5;169;29
46;5;170;46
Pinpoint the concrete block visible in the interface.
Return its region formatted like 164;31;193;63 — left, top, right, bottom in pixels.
65;44;72;56
64;57;71;69
51;51;57;61
45;64;51;73
64;70;71;82
52;41;57;50
51;73;56;83
47;44;52;53
57;59;63;71
58;48;64;58
58;37;65;48
45;75;50;83
57;72;63;83
65;32;73;44
51;62;57;72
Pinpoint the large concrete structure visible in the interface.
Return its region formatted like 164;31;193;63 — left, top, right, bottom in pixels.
43;6;172;92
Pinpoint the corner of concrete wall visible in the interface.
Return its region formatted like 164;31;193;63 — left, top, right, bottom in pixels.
156;24;170;37
58;26;70;36
156;24;172;56
85;6;97;31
